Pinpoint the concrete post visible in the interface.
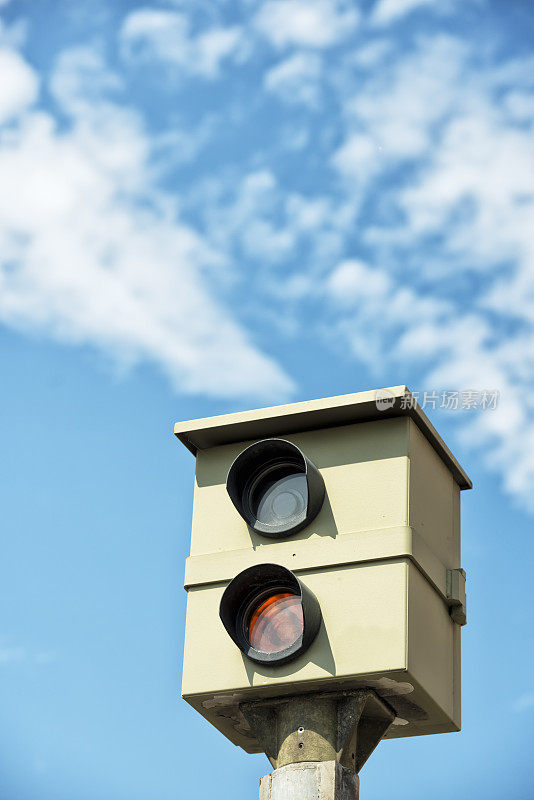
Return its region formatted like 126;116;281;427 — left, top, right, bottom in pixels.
259;761;359;800
249;690;392;800
241;689;395;772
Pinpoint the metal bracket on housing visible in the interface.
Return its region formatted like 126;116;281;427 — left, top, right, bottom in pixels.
240;689;396;773
446;568;467;626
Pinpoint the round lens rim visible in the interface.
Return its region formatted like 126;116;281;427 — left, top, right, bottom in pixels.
235;582;306;664
226;439;326;539
219;563;322;666
243;459;307;534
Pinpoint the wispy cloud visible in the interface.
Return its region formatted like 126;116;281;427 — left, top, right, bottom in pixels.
331;36;468;177
371;0;437;27
1;1;534;509
0;47;38;123
0;42;294;401
264;52;323;108
324;30;534;508
254;0;359;49
180;12;534;509
120;9;243;78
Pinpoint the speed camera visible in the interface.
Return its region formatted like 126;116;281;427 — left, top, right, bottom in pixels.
174;386;470;757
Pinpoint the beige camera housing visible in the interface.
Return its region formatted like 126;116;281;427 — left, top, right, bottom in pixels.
174;386;470;753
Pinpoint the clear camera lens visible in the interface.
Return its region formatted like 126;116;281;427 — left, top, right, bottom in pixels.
226;439;325;538
249;463;308;528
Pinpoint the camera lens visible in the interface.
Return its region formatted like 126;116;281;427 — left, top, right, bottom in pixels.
246;589;303;654
226;439;325;537
219;563;322;665
249;463;308;529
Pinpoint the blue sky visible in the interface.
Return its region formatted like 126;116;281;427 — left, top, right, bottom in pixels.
0;0;533;797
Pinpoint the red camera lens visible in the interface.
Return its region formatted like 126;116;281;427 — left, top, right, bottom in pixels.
247;591;303;654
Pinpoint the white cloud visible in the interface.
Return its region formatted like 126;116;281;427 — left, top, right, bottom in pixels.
188;168;346;276
325;259;450;372
3;4;532;513
331;133;381;186
49;45;122;114
504;90;534;121
120;9;242;78
350;39;393;68
264;52;322;107
326;259;391;303
200;170;297;263
196;27;244;76
115;10;534;510
255;0;359;49
0;45;293;401
324;261;534;507
332;36;467;182
325;33;534;510
0;47;38;123
372;0;436;26
399;111;534;268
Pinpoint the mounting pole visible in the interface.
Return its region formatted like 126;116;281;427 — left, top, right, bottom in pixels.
241;689;395;800
259;761;359;800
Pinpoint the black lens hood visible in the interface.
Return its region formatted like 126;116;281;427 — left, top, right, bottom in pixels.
219;563;322;665
226;438;325;537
